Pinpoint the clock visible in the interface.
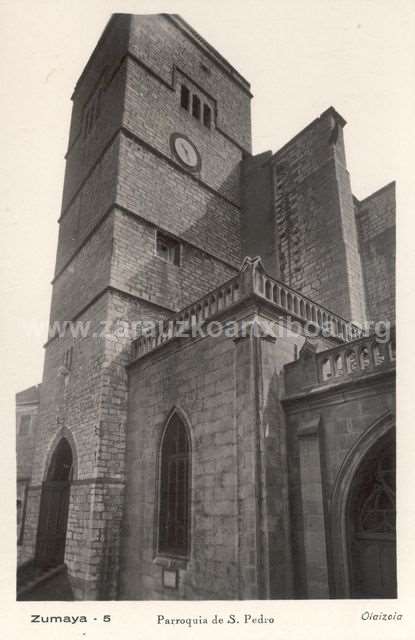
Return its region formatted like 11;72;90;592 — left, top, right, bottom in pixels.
170;134;201;171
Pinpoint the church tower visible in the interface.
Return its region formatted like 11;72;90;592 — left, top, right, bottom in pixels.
17;13;396;603
20;14;252;598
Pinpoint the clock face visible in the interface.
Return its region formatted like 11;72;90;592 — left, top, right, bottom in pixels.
170;134;201;171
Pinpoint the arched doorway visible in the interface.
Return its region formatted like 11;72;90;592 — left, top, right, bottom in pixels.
35;438;73;568
346;431;396;598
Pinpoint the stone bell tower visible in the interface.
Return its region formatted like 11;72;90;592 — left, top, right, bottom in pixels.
20;13;252;598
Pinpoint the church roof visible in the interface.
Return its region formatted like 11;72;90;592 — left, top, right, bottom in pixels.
16;384;41;406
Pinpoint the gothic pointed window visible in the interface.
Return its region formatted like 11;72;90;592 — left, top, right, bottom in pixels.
357;450;395;536
158;414;191;557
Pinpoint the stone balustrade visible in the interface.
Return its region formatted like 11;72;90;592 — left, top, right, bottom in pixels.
131;274;241;360
253;265;362;342
131;256;362;361
316;327;395;384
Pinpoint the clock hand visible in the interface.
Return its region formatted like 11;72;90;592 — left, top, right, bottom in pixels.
181;143;190;162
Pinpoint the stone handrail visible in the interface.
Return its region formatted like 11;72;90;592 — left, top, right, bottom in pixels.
316;327;395;384
131;256;362;361
251;260;362;342
131;273;242;360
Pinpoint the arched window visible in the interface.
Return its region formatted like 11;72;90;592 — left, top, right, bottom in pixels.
158;414;191;557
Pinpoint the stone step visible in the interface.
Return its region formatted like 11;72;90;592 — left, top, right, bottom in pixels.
17;563;66;598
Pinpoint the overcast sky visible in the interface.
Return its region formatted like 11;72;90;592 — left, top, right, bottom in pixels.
1;0;414;429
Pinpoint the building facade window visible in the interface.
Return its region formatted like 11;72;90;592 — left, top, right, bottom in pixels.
203;104;212;128
156;232;181;266
178;79;213;129
192;94;201;120
180;84;190;110
158;414;191;558
63;346;73;371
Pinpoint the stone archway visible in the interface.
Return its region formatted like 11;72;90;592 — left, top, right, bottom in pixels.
35;438;73;568
330;413;396;597
346;431;396;598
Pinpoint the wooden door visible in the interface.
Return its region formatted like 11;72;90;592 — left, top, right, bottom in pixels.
348;434;396;598
35;438;73;569
35;480;70;568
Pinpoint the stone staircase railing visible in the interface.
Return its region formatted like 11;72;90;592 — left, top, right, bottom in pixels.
131;256;362;361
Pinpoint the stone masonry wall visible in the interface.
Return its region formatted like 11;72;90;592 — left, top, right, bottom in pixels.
120;302;335;600
334;142;367;323
257;330;298;598
117;133;242;268
63;15;130;206
128;15;252;152
55;136;119;276
16;401;39;481
284;371;395;597
32;295;112;487
19;486;42;565
25;284;173;592
271;108;366;322
355;182;395;322
241;152;277;277
111;208;237;311
16;395;40;564
120;330;240;600
51;212;114;323
123;59;243;205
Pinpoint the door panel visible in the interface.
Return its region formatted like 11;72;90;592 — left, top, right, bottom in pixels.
36;481;70;568
351;538;396;597
348;432;396;598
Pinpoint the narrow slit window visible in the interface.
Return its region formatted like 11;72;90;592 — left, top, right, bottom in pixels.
64;346;73;370
203;104;212;128
180;85;190;111
192;94;201;120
